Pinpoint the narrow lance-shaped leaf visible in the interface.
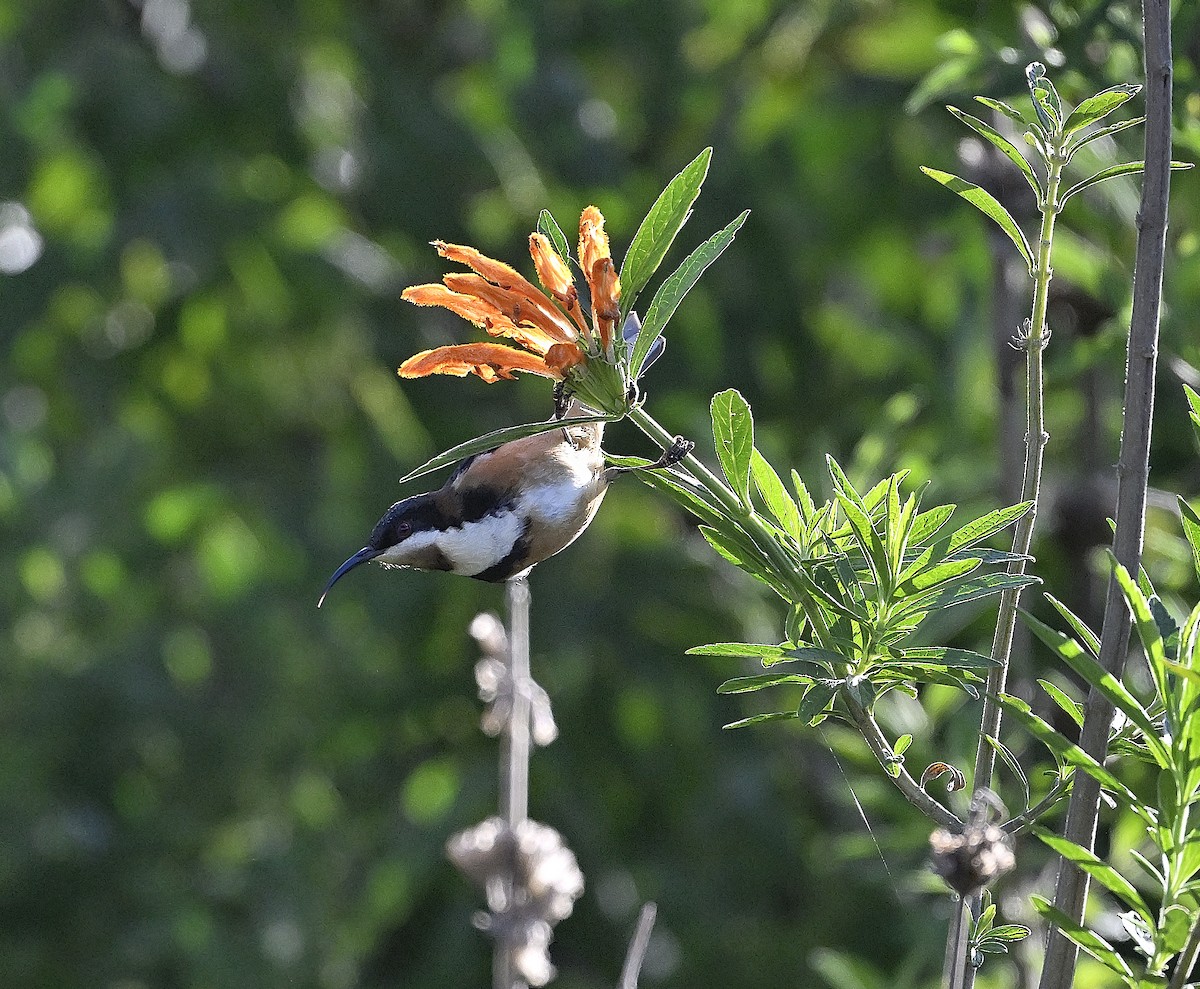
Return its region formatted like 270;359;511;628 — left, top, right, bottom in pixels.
751;448;803;541
724;711;798;730
797;680;838;725
1032;827;1155;927
686;642;787;661
947;106;1042;201
631;209;749;377
1178;496;1200;581
1061;160;1195;205
711;389;754;507
897;647;998;669
1067;115;1145;159
1023;611;1170;769
1045;593;1102;658
620;148;712;317
946;502;1032;555
984;734;1030;809
1111;558;1172;717
1029;896;1134;979
896;572;1040;618
791;470;816;523
907;504;956;545
920;167;1034;273
398;414;617;484
717;672;815;695
1184;383;1200;440
1063;84;1141;135
974;96;1026;125
1038;678;1084;729
537;209;571;264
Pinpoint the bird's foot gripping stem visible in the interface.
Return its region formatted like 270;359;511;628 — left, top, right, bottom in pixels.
609;435;695;479
648;435;694;471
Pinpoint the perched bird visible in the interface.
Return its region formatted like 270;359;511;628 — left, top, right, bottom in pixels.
319;418;610;605
319;319;678;605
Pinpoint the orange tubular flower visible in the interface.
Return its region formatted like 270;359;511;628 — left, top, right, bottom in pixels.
399;240;585;383
398;209;623;397
578;206;621;351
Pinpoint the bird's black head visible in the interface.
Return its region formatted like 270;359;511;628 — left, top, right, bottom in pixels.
318;492;444;607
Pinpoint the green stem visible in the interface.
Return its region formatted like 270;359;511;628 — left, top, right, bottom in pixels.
971;152;1063;799
960;143;1065;989
627;405;802;587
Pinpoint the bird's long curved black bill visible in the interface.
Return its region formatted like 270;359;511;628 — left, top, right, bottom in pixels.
317;546;380;608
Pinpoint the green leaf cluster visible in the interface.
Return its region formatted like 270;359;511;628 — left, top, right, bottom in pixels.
922;62;1192;273
643;390;1036;728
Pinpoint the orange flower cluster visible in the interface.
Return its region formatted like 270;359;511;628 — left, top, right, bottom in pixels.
399;207;621;384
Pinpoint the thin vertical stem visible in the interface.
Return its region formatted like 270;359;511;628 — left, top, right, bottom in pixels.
972;154;1063;797
943;899;971;989
1038;3;1174;986
960;115;1067;989
496;576;532;989
504;576;532;828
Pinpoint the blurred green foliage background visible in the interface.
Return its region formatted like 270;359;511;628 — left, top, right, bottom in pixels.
3;1;1200;986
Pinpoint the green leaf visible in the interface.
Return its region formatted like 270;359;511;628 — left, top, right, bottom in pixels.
997;693;1153;825
1045;593;1102;658
987;924;1032;942
894;733;912;757
1061;160;1195;205
1161;903;1194;954
947;106;1042;201
1030;897;1133;979
837;493;889;587
698;526;789;599
620;148;711;317
772;645;848;670
1063;84;1141;135
825;455;864;507
632;209;749;377
751;449;803;541
397;413;617;484
920;167;1033;271
1185;383;1200;442
1038;678;1084;728
984;734;1030;808
896;572;1039;618
797;680;838;725
1033;828;1155;927
686;642;787;661
717;672;815;694
1112;558;1172;713
537;209;571;264
1025;611;1169;768
1067;115;1146;159
946;502;1032;555
723;710;798;730
872;664;982;698
908;504;956;545
711;389;755;507
1179;497;1200;582
899;647;998;669
791;470;817;523
974;96;1026;125
900;557;981;594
